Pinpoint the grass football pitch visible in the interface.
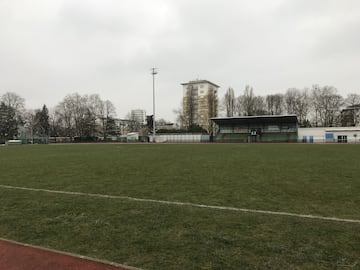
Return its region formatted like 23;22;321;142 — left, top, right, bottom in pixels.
0;144;359;269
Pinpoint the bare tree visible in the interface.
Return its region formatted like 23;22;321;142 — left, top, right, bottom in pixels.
284;88;299;115
66;93;86;137
285;88;310;126
266;94;283;115
101;100;117;139
71;94;99;138
23;110;37;143
205;87;218;135
72;93;89;137
173;107;185;128
94;98;116;139
311;85;343;127
1;92;25;130
56;96;74;138
344;93;360;126
49;110;63;139
253;96;266;115
266;95;275;115
1;92;25;113
345;93;360;107
183;85;197;128
224;87;236;117
234;95;242;116
298;88;310;126
54;93;113;139
241;85;255;116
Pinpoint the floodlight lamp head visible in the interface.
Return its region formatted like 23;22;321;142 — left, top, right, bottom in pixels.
151;68;158;75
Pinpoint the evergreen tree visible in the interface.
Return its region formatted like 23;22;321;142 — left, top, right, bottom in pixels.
34;105;50;136
0;102;18;142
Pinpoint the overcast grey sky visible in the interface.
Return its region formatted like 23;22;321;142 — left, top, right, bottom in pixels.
1;0;359;121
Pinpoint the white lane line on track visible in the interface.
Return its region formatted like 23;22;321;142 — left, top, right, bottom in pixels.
1;184;359;224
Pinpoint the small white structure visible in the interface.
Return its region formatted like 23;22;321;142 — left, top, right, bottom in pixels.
126;132;139;142
298;127;360;143
156;134;210;143
6;140;22;145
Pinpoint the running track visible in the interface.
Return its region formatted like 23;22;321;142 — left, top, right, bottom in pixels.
0;239;141;270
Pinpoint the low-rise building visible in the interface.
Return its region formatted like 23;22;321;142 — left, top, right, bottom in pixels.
298;127;360;143
341;104;360;127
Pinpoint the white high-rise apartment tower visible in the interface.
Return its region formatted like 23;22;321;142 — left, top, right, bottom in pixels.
181;80;219;132
130;109;146;125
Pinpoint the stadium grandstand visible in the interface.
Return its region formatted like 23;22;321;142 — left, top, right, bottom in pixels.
211;115;298;143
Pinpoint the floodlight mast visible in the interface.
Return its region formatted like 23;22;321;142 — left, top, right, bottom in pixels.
151;68;158;142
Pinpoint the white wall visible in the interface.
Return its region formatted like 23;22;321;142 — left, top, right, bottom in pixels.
298;127;360;143
156;134;210;143
298;128;327;143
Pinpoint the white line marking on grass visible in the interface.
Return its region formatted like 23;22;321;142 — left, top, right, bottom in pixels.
1;184;360;224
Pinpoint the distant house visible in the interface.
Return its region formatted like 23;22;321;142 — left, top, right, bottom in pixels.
341;104;360;127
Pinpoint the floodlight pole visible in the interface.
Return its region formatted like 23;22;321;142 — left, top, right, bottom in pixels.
151;68;158;142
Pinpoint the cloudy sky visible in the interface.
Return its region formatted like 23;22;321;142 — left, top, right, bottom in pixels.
1;0;359;121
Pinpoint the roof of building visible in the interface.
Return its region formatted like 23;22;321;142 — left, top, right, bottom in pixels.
211;115;298;125
181;80;220;88
325;128;360;132
342;104;360;111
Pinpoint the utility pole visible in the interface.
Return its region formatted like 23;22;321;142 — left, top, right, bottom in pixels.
151;68;157;142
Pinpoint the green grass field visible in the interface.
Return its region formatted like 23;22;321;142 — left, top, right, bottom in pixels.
1;144;360;269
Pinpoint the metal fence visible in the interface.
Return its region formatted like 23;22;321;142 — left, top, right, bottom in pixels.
156;134;210;143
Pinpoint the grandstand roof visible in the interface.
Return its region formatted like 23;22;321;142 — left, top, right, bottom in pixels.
211;115;298;125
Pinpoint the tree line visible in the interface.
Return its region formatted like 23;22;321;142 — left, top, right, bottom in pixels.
1;84;359;143
222;85;360;127
0;92;117;143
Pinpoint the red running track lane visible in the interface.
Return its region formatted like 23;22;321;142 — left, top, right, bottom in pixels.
0;239;141;270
